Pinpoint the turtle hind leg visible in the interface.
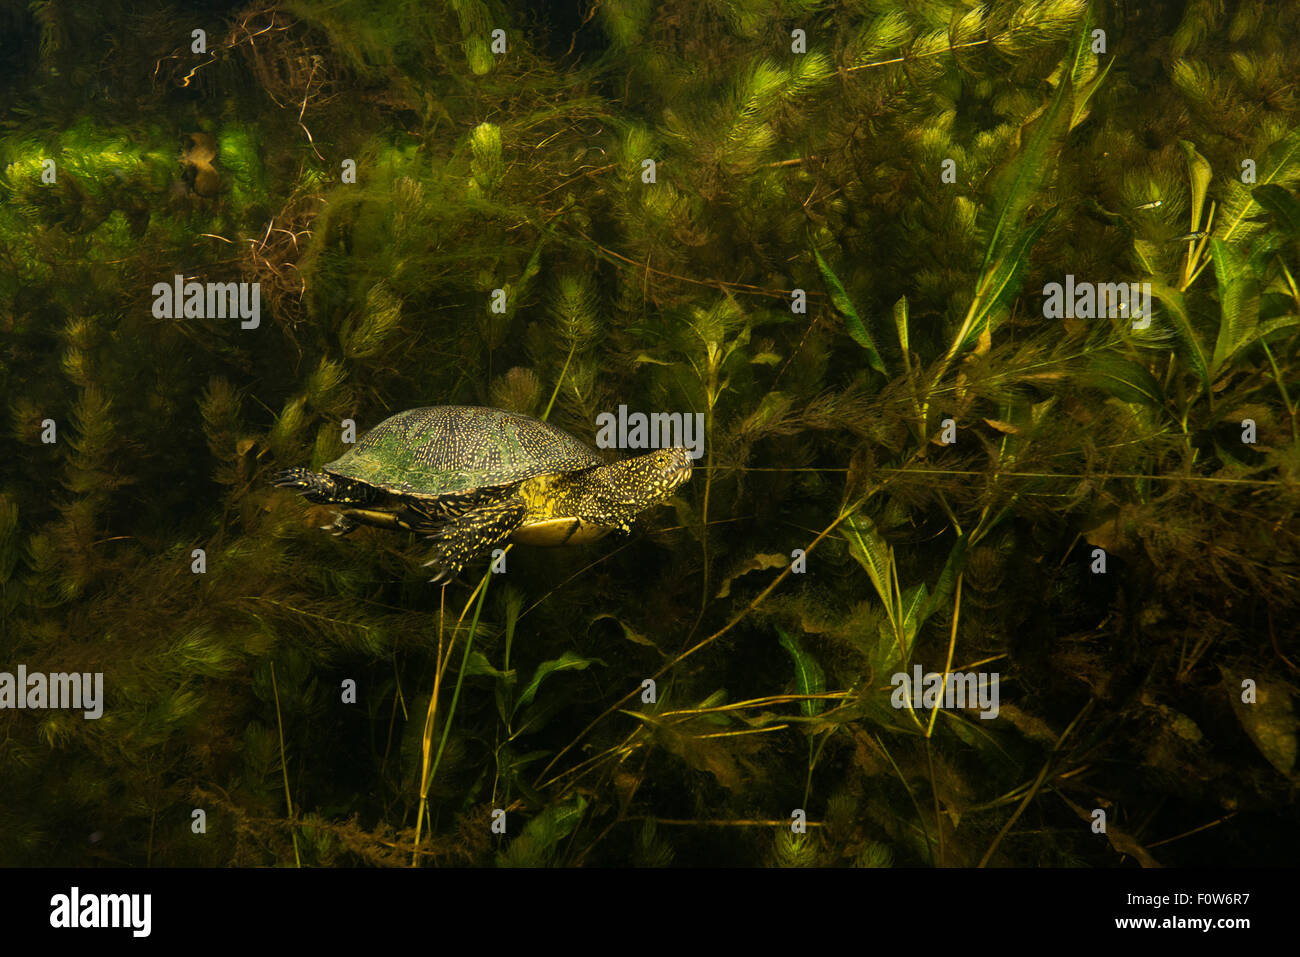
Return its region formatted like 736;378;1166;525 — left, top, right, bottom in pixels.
273;467;345;505
273;468;331;494
273;469;376;506
323;511;359;536
421;501;525;583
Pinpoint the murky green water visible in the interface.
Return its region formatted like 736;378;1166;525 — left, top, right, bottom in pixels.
1;0;1297;869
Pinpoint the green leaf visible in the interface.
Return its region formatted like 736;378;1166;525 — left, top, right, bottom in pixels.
962;207;1057;353
894;295;924;431
951;15;1081;361
1215;314;1300;374
776;627;825;716
1179;140;1213;234
842;512;894;617
492;743;549;807
513;651;603;718
1250;184;1300;237
1132;238;1161;275
893;295;910;358
1080;354;1167;407
464;650;518;727
843;512;933;673
738;391;793;440
464;650;514;681
1149;282;1210;389
867;617;911;696
496;795;588;867
1208;238;1261;376
515;234;547;301
715;552;787;599
1070;49;1113;130
978;15;1084;281
1223;668;1297;779
590;612;660;651
918;536;967;629
898;583;928;640
813;246;886;374
1257;314;1300;341
1220;128;1300;244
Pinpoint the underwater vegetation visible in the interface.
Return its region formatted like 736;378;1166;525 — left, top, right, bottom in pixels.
0;0;1297;867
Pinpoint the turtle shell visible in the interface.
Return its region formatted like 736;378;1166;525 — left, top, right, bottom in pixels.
324;406;604;498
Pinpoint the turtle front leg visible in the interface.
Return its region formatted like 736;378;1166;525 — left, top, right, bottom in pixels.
422;501;526;584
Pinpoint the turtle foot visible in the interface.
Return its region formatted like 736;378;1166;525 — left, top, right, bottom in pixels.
273;468;336;503
322;511;358;536
273;467;312;488
423;560;465;587
422;541;469;585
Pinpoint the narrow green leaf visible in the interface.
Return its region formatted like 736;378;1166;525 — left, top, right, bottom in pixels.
842;512;893;616
1215;316;1299;373
893;295;910;359
715;552;787;599
1209;238;1260;375
1257;314;1300;340
813;247;886;374
513;651;603;718
978;15;1085;280
590;612;660;650
464;650;514;681
1221;129;1300;244
516;235;547;299
918;536;968;629
1251;184;1300;236
1071;55;1114;130
894;295;923;431
1132;238;1161;275
1179;140;1213;233
776;627;825;716
962;207;1057;352
497;795;588;867
898;583;928;642
1149;282;1210;389
493;743;549;807
1223;668;1297;778
1080;354;1167;407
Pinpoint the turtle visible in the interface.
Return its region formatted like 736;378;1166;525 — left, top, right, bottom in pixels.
274;405;693;583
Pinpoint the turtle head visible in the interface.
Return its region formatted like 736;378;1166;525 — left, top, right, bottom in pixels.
579;447;693;528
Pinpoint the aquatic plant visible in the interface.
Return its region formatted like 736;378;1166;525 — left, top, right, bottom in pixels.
0;0;1297;868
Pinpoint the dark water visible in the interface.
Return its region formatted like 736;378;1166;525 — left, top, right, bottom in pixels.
1;0;1297;878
